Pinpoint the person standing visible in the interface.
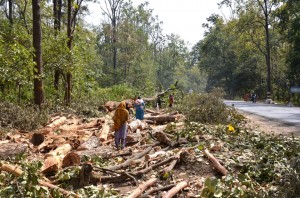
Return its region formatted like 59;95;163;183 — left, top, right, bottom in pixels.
112;101;129;150
169;94;174;107
134;96;145;120
251;93;257;103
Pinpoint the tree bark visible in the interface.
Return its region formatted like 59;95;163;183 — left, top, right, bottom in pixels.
32;0;44;106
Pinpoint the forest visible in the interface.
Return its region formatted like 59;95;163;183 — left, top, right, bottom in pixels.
0;0;300;197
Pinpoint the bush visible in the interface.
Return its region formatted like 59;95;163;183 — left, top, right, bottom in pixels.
278;155;300;198
0;102;48;131
175;91;229;124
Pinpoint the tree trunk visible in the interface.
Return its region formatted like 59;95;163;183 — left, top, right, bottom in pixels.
8;0;13;24
65;0;72;105
53;0;62;91
264;0;272;95
32;0;44;106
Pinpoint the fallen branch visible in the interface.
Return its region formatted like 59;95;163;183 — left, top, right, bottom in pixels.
107;147;153;171
154;131;173;147
142;184;176;197
162;181;188;198
132;156;177;177
127;178;158;198
101;156;177;183
203;149;228;176
160;149;184;178
0;163;77;197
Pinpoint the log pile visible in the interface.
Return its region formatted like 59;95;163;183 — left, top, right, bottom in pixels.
0;105;228;197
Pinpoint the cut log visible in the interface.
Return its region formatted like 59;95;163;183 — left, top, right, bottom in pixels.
0;164;23;176
77;136;100;150
59;119;101;132
126;133;142;144
145;109;159;115
105;101;120;111
99;122;110;142
128;120;142;133
144;119;155;124
62;152;81;168
127;178;158;198
45;143;72;158
41;116;67;134
0;143;28;159
144;115;177;124
203;149;228;176
41;143;73;173
162;181;188;198
30;133;45;146
0;140;10;145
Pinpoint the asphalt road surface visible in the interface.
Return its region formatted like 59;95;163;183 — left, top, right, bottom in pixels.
224;100;300;127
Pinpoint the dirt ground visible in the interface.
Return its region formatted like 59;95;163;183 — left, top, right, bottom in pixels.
239;110;300;137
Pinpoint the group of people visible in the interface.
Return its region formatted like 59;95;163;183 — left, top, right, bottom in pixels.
243;92;257;103
112;96;145;150
112;94;174;150
156;94;174;109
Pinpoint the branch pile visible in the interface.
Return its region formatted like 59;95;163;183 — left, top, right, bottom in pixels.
0;107;227;197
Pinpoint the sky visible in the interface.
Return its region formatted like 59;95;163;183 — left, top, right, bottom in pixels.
86;0;227;48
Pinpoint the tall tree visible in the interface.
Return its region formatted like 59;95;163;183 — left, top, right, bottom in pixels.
53;0;62;91
32;0;44;106
101;0;123;70
223;0;281;97
65;0;84;105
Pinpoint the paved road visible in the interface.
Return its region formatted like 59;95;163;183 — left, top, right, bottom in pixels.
224;100;300;127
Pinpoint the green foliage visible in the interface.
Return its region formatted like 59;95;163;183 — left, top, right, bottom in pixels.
277;152;300;197
201;174;267;198
181;120;300;197
175;90;230;124
0;158;51;198
0;101;48;131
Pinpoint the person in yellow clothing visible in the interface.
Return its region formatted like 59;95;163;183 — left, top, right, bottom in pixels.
112;101;129;150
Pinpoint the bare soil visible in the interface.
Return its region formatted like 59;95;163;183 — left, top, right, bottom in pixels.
239;111;300;137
